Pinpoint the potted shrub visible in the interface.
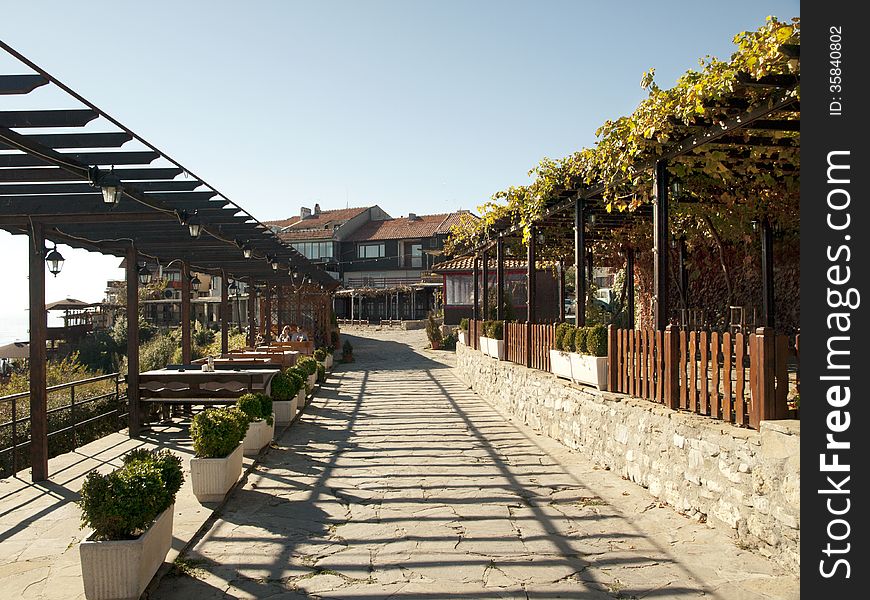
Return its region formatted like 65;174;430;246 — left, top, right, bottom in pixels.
425;312;443;350
189;406;248;503
270;370;299;425
567;324;609;390
342;339;354;362
480;320;505;360
78;449;183;600
316;362;327;384
238;393;274;456
314;346;333;370
549;323;574;380
288;367;307;409
297;356;318;390
458;318;469;346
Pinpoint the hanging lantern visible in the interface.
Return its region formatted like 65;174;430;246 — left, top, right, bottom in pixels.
137;263;152;285
45;244;65;277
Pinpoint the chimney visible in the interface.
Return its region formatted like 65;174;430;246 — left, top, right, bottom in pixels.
408;213;417;220
300;206;312;219
314;203;321;216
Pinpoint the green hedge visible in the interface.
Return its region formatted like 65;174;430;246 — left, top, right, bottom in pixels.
190;406;248;459
78;448;183;540
554;324;609;356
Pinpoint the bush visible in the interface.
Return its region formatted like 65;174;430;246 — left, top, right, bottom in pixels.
75;331;119;373
190;407;248;458
194;326;215;348
79;448;183;541
314;348;327;362
316;363;326;383
489;320;504;341
237;392;273;426
270;371;295;400
297;356;318;376
573;327;588;354
459;318;469;332
122;448;184;500
140;332;179;371
287;368;306;395
554;323;571;351
442;332;457;350
559;326;575;352
585;324;608;357
425;312;442;346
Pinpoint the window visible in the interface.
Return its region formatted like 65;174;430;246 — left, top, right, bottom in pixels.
292;241;335;260
409;243;423;268
358;243;385;259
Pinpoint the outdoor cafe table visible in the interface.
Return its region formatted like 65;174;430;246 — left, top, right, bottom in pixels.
225;350;299;367
138;367;280;414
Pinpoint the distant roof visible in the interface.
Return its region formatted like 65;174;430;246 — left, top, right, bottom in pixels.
45;298;98;311
266;207;369;232
347;211;475;242
431;256;531;272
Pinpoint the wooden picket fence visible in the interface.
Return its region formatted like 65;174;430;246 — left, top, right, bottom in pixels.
471;319;555;370
608;326;798;429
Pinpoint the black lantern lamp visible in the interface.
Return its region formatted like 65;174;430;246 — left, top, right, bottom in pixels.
137;263;152;285
45;243;65;277
89;166;123;205
190;274;201;287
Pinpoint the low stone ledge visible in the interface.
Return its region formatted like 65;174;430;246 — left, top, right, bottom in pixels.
455;343;800;573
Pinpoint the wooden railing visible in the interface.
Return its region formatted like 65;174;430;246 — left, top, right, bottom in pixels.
466;319;798;431
608;326;797;429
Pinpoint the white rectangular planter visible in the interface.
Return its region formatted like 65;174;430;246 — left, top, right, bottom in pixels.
274;396;298;425
79;504;174;600
190;443;243;503
458;331;468;346
549;350;573;380
243;419;274;456
296;388;306;409
307;372;317;390
480;336;505;360
324;354;333;369
568;353;609;390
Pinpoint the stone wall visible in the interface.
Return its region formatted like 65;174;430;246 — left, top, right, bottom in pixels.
455;343;800;572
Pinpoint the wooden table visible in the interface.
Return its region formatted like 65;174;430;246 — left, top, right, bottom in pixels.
139;367;280;415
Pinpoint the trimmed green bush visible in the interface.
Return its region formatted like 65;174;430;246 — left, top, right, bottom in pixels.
560;326;575;352
257;393;273;422
236;393;262;423
190;407;248;459
554;323;571;351
313;348;328;362
573;327;588;354
585;324;608;357
459;318;469;332
342;339;353;355
297;356;318;376
286;368;306;395
489;320;504;341
79;448;183;541
316;363;326;384
270;371;294;400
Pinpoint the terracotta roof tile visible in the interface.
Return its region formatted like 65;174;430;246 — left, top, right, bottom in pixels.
264;207;368;231
346;211;476;242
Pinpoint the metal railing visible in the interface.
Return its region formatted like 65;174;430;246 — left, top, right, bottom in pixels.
0;373;127;478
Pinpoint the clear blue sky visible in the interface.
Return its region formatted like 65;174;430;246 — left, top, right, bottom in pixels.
0;0;798;342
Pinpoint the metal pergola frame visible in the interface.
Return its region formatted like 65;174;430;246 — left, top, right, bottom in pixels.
0;42;338;481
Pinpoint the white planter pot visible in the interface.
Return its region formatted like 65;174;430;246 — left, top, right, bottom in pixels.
549;350;573;380
274;395;298;425
79;503;174;600
480;337;505;360
243;419;274;456
190;443;243;503
324;354;333;369
307;372;317;390
296;388;306;409
569;353;609;390
458;331;468;346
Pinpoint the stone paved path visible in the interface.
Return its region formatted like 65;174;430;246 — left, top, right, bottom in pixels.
151;329;798;599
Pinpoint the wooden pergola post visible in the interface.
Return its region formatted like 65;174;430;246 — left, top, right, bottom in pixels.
482;248;489;320
626;248;636;329
181;262;192;364
264;284;273;343
28;221;48;481
247;284;257;347
276;284;285;331
653;159;670;330
526;227;537;368
558;260;565;323
472;255;480;322
126;245;141;437
496;237;505;321
761;218;775;329
220;271;229;355
574;197;586;326
677;237;689;309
